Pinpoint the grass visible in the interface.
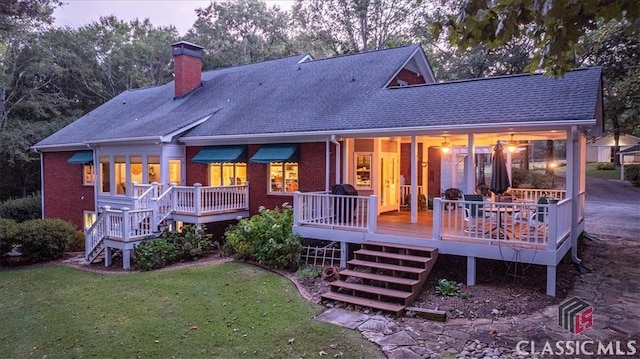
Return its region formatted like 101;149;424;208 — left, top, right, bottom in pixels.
585;162;622;180
0;262;383;358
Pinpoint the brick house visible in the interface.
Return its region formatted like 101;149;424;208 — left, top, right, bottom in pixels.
34;41;602;302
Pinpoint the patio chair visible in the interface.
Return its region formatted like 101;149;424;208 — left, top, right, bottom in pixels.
513;197;550;232
463;194;493;233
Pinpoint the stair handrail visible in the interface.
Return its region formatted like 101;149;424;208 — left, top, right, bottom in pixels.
154;182;176;226
132;183;155;210
85;206;109;260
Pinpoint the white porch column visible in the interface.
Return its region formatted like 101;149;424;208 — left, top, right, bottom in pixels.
325;138;331;192
567;127;581;262
465;134;476;194
104;247;112;267
410;136;418;223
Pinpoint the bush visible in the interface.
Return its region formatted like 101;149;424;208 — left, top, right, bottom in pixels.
133;225;213;271
0;193;42;222
595;161;616;170
133;237;179;271
511;167;530;188
15;219;76;263
0;218;18;256
624;164;640;187
296;266;323;281
66;230;86;252
225;204;301;270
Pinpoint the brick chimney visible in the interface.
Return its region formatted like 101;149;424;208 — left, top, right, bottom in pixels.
172;41;204;98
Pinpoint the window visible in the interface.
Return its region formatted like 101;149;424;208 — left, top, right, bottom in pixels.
83;164;95;185
83;211;96;229
209;163;247;186
355;153;372;189
99;157;110;194
130;156;142;185
147;156;160;184
169;159;182;184
114;156;126;194
269;162;298;194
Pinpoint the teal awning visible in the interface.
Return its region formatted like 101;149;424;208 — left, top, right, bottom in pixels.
67;151;93;164
250;144;299;163
192;145;247;163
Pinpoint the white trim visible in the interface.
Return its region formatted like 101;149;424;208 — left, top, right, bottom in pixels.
159;113;214;142
297;54;314;63
32;143;88;151
179;120;597;145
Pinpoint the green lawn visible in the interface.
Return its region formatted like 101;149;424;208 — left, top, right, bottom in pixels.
585;162;622;180
0;262;382;358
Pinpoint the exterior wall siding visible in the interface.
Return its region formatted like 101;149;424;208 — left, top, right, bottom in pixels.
400;143;424;186
427;147;442;197
389;68;427;87
42;151;95;229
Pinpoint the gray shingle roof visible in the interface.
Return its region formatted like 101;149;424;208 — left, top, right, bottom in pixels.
35;44;602;149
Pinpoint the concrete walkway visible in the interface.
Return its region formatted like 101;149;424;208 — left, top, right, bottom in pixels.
316;177;640;358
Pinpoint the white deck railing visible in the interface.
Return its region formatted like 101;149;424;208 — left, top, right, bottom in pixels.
432;197;572;248
103;207;155;241
400;185;425;207
85;210;107;260
173;183;249;215
293;191;378;232
509;188;566;202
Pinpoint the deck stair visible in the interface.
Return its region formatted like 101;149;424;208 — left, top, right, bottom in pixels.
321;241;437;316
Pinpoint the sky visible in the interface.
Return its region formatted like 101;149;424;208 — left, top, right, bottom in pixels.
53;0;295;35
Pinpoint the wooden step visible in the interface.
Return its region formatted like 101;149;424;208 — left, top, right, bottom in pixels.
355;249;433;265
348;259;425;274
338;269;419;287
321;292;405;315
362;241;437;254
330;280;412;300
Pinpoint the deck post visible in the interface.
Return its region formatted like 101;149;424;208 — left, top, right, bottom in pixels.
194;183;202;216
293;191;301;227
368;195;378;233
104;247;112;267
340;241;348;269
546;265;556;296
466;256;476;286
433;198;442;240
123;250;131;270
122;207;131;242
547;203;558;251
244;182;250;210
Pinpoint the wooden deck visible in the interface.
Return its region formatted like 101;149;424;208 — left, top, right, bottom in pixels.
376;210;433;238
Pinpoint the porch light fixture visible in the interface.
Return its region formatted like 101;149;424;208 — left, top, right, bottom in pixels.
441;137;451;153
507;134;517;153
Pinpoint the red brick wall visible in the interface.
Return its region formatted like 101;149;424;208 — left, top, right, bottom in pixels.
388;68;426;87
174;54;201;98
400;143;424;186
185;146;208;185
42;151;95;229
427;147;442;197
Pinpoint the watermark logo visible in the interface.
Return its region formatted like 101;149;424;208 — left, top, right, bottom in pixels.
558;297;593;334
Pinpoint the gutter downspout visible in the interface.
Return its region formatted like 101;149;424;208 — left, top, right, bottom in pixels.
569;126;583;265
33;148;44;219
331;135;341;185
325;138;330;192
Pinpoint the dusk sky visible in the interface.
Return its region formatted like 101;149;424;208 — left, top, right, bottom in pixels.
53;0;295;35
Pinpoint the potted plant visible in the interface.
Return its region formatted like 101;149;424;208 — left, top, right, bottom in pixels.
443;188;462;209
476;183;490;197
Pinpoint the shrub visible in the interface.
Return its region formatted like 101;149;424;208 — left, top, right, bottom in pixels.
134;237;179;271
595;161;616;170
403;193;427;210
133;225;213;271
0;218;18;256
225;204;301;270
624;164;640;187
435;278;471;299
511;167;530;188
0;193;42;222
66;230;86;252
15;219;76;263
296;266;323;281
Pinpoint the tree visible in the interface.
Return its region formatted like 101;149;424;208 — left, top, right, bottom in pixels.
579;19;640;163
186;0;294;69
292;0;423;55
440;0;639;75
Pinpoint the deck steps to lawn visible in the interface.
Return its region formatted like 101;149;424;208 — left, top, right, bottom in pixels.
321;241;437;316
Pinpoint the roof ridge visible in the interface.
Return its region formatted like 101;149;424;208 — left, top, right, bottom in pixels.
303;44;420;65
387;66;601;90
202;53;310;74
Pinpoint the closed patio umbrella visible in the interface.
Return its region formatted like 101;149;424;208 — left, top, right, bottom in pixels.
490;141;511;195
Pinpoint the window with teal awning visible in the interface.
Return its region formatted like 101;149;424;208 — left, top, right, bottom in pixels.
250;144;299;163
192;145;247;163
67;151;93;164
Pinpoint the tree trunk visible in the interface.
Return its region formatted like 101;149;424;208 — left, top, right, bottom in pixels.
545;140;554;175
